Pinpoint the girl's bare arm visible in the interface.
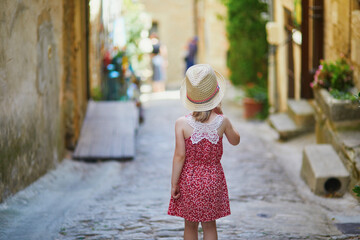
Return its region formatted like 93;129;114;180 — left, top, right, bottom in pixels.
223;116;240;146
171;118;186;199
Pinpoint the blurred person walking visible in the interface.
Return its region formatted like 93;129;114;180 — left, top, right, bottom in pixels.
151;45;165;92
150;33;167;92
184;37;198;72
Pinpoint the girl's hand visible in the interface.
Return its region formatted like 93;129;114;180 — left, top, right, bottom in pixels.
223;116;240;146
171;185;181;199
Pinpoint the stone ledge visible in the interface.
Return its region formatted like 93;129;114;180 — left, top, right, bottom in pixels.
314;88;360;122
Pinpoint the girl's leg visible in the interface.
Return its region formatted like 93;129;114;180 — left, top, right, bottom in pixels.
201;220;217;240
184;219;199;240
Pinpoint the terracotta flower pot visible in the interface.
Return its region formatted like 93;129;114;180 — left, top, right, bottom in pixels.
243;97;263;119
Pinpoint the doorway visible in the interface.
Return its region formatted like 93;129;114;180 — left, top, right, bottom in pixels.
285;8;295;98
301;0;324;99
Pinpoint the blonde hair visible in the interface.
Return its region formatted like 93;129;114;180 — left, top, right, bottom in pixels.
193;104;223;122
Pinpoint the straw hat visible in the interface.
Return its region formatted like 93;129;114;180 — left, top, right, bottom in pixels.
180;64;226;111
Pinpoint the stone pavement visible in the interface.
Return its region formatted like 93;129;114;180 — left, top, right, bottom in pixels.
0;89;360;240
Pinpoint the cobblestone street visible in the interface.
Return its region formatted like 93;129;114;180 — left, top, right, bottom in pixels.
0;90;359;240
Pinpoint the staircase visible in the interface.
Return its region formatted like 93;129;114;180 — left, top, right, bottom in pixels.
268;99;315;140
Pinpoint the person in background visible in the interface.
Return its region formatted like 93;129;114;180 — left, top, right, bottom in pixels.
185;36;198;72
151;40;166;92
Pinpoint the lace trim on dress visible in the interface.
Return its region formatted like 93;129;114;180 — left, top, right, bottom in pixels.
186;114;224;144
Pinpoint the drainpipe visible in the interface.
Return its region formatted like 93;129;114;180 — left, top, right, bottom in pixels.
268;0;278;112
194;0;198;37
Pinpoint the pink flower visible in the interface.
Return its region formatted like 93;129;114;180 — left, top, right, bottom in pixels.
310;82;314;88
314;76;318;83
319;65;323;70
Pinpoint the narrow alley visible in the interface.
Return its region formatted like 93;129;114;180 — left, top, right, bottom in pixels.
1;0;360;239
0;89;359;240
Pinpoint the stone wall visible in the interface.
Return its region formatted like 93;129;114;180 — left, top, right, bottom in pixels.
88;0;103;93
313;2;360;199
63;0;89;149
0;0;64;202
141;0;195;88
323;0;360;92
351;10;360;90
0;0;88;202
314;89;360;197
323;0;351;61
197;0;228;77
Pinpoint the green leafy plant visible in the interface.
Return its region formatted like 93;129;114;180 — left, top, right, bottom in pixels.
329;89;358;101
245;84;267;103
91;86;103;101
223;0;268;86
311;57;355;100
353;185;360;197
244;83;269;119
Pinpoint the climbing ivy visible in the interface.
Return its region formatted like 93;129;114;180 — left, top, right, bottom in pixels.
353;185;360;197
223;0;268;86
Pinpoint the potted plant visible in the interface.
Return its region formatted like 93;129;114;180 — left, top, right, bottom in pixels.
311;57;355;98
243;81;268;119
311;57;360;121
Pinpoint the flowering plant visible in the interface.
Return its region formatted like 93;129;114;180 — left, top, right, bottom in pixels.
311;58;355;100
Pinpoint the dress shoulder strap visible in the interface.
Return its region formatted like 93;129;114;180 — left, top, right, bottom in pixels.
185;114;224;144
185;114;224;129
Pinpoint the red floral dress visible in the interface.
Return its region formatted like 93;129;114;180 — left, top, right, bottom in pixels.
168;114;231;222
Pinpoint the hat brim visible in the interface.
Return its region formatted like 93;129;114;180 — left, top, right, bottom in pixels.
180;70;226;112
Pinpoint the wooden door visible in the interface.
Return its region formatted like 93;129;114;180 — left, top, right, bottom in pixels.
301;0;324;99
285;8;295;98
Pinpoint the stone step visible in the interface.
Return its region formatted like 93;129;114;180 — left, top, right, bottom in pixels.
268;113;303;140
287;99;315;129
301;144;350;196
319;124;360;194
337;131;360;158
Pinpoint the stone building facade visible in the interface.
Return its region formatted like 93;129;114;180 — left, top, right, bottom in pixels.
0;0;89;202
196;0;228;76
324;0;360;91
268;0;360;111
267;0;305;111
268;0;360;197
316;0;360;198
140;0;228;88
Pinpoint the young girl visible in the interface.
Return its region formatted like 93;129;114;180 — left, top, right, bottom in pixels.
168;64;240;240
